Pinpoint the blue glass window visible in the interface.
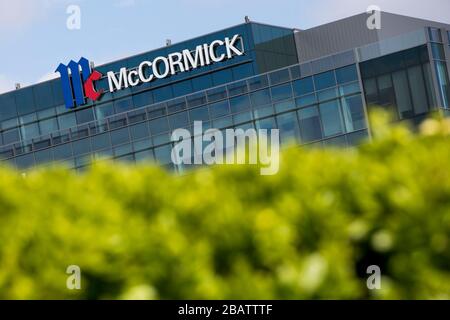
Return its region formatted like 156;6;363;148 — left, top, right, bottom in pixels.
95;103;114;120
431;43;445;60
72;138;91;155
209;100;230;118
114;98;133;113
110;127;130;146
15;153;35;169
189;106;209;122
248;75;269;91
271;83;292;102
276;112;300;144
76;108;94;124
33;82;55;110
132;90;153;108
34;149;53;164
153;86;173;103
0;93;17;121
428;27;442;42
52;143;73;161
335;65;358;84
292;77;314;97
129;122;149;140
298;106;322;143
341;94;366;132
39;118;59;135
314;71;336;90
269;69;290;85
255;117;276;130
172;80;193;97
192;74;213;92
319;100;344;137
91;133;111;151
169;112;189;129
167;97;186;114
232;63;253;80
16;87;36;116
290;65;301;80
149;118;169;135
154;144;172;165
229;95;251;113
212;68;233;86
207;86;227;102
228;80;248;97
22;123;40;140
2;128;20;145
58;113;77;130
250;89;271;107
187;92;207;108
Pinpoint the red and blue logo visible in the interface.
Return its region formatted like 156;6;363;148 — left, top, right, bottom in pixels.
56;57;103;109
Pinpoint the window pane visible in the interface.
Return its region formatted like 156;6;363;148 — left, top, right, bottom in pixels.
292;77;314;97
269;69;290;85
39;118;59;135
319;100;344;137
149;118;169;135
428;27;442;42
76;108;94;124
276;112;300;144
207;86;227;102
209;100;230;118
33;82;55;110
21;123;40;140
248;74;269;91
229;95;251;113
250;89;271;107
132;90;153;108
154;144;172;164
72;138;91;156
228;80;248;97
392;70;413;119
189;106;209;122
271;83;292;102
130;122;149;140
2;128;20;145
407;66;429;114
58;113;77;130
16;87;36;115
298;106;322;142
95;103;114;120
0;93;18;121
431;43;445;60
377;75;395;107
172;80;192;97
335;65;358;84
169;111;189;129
52;143;73;161
255;117;276;130
110;127;130;146
91;133;111;151
341;94;366;132
434;61;450;108
314;71;336;91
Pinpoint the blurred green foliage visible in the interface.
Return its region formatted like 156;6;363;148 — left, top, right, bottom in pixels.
0;113;449;300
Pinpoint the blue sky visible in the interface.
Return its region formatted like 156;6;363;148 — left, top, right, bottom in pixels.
1;0;450;94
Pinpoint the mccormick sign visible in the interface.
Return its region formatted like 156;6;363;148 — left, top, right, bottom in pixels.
56;34;244;109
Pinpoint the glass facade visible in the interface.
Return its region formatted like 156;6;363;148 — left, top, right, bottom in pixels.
428;27;450;109
361;45;437;121
2;19;450;172
1;59;366;171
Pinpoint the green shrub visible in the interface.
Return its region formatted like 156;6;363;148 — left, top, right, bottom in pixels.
0;114;449;299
